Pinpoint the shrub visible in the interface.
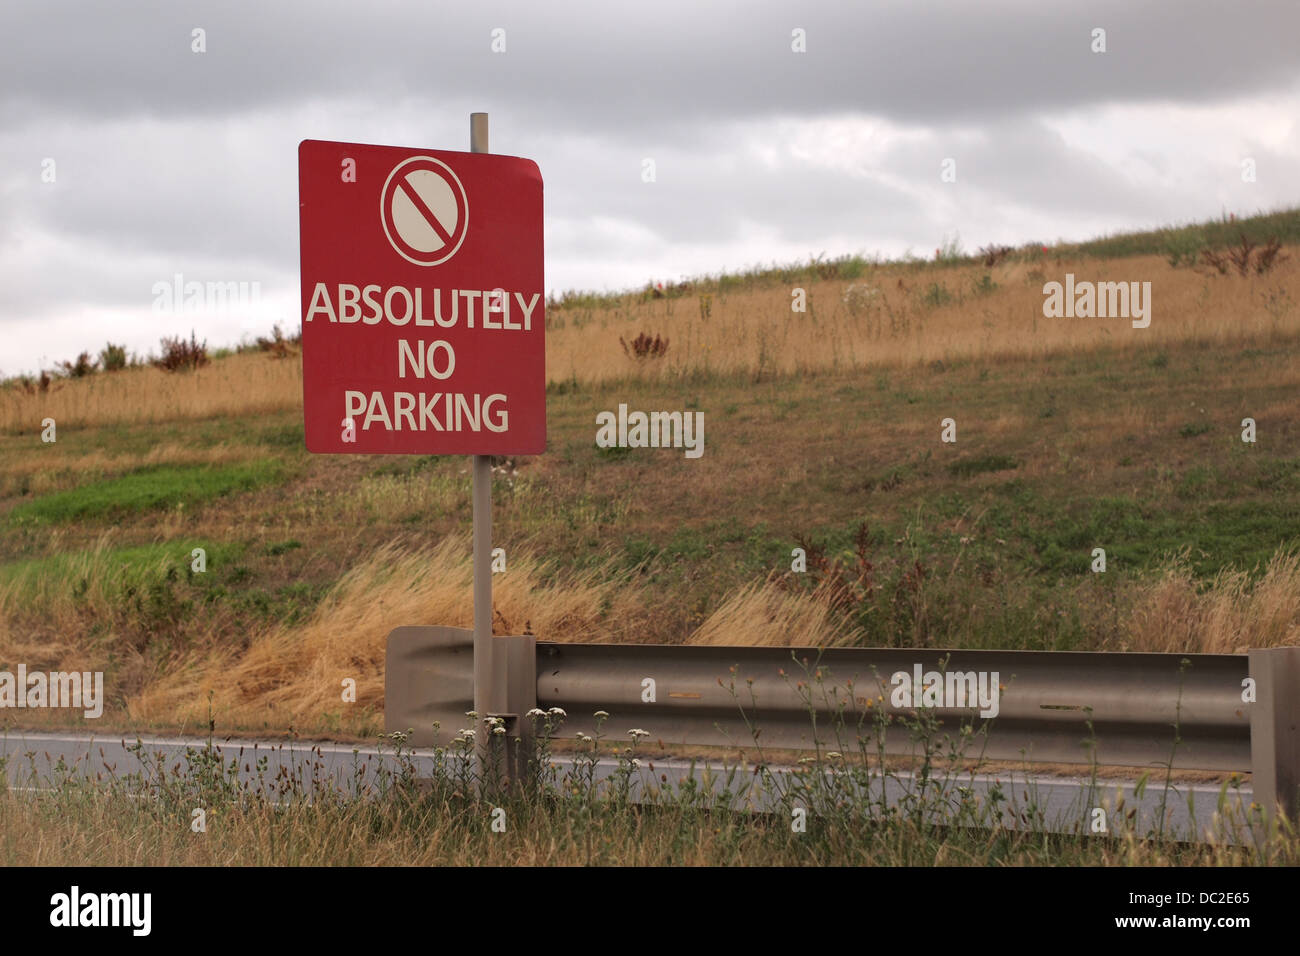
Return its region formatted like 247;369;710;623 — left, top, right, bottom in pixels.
1201;232;1288;277
1255;237;1287;275
9;371;54;396
153;331;210;373
56;352;99;378
620;332;669;360
922;282;953;308
781;522;932;646
255;324;296;359
100;342;128;372
936;233;965;263
810;252;841;280
978;244;1013;268
1163;232;1204;268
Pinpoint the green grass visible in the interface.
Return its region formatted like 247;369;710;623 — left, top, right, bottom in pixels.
7;460;289;524
6;333;1296;662
594;442;633;461
255;421;307;449
0;535;332;655
999;485;1300;578
1064;207;1300;261
531;207;1300;315
57;417;307;457
264;539;303;556
0;540;241;599
947;455;1020;478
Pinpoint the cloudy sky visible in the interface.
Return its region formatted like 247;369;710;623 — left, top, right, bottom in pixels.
2;0;1298;376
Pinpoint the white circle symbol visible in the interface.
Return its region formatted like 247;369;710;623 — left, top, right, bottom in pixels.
380;156;469;266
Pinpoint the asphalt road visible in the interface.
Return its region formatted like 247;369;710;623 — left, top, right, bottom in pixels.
0;729;1259;844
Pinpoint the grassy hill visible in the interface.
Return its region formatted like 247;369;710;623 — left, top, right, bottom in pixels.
2;207;1299;737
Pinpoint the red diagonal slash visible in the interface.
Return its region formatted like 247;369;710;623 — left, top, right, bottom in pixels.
398;174;455;247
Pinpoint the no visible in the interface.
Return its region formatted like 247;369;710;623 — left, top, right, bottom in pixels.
398;339;455;380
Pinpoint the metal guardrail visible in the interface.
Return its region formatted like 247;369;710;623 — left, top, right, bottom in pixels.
385;626;1300;820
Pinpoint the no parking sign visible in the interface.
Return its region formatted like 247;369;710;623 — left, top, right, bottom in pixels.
298;139;545;455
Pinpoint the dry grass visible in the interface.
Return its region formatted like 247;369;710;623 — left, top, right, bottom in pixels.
692;545;1300;655
1127;548;1300;653
5;251;1298;433
686;575;853;647
0;534;183;704
4;787;1286;866
127;535;650;730
343;472;466;523
547;254;1300;384
0;350;301;433
113;541;1300;730
3;527;1298;733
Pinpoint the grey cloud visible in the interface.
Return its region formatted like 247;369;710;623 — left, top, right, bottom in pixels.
3;0;1297;133
1;0;1299;374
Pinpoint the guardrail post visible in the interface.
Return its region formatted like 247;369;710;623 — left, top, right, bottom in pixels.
490;634;537;789
1248;647;1300;829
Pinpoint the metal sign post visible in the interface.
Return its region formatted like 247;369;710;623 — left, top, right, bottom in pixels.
468;112;535;788
469;112;495;729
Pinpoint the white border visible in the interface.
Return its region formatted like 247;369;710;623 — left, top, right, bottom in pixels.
379;155;469;267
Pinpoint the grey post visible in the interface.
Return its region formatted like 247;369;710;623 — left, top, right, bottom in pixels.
470;112;495;726
468;112;538;786
1248;646;1300;829
466;112;538;789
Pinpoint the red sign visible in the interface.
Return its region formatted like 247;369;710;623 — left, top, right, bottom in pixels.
298;139;545;455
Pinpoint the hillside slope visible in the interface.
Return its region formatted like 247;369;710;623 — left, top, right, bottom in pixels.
1;210;1298;736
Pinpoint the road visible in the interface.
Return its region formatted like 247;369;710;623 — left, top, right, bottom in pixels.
0;729;1259;844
